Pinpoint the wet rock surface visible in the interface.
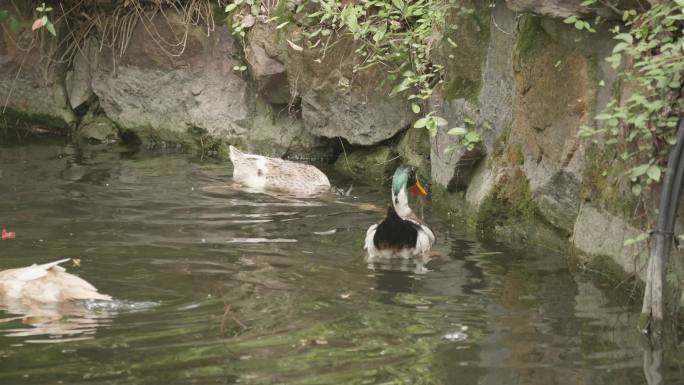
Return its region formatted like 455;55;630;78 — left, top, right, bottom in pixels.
334;145;397;183
0;30;75;131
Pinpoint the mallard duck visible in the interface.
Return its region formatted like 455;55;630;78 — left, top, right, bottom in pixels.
364;166;435;259
229;146;331;196
0;259;111;303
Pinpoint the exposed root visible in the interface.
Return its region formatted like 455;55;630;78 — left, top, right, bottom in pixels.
9;0;223;70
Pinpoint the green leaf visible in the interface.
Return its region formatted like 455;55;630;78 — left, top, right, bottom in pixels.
464;131;481;143
563;16;578;24
614;33;633;44
225;3;238;12
0;10;8;23
414;118;427;129
411;104;420;113
606;53;622;69
45;21;56;36
647;165;661;182
448;127;467;136
630;164;649;178
625;232;649;245
372;23;387;42
613;42;629;53
391;0;405;12
9;17;20;33
433;116;447;127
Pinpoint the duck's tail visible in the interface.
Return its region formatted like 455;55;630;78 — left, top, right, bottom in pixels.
229;145;244;162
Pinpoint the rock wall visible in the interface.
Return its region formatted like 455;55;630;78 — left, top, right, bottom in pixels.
0;1;674;289
0;28;75;131
422;0;657;284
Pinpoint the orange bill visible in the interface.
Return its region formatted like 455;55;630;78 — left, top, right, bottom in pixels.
409;180;428;196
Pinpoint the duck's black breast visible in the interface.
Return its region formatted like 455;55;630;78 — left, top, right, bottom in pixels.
373;206;419;250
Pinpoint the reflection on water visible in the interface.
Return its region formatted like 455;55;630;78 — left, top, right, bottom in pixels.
0;138;682;385
0;299;109;339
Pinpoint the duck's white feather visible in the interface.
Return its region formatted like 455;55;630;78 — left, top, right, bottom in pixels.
229;146;330;196
0;259;111;303
364;224;378;255
365;221;434;260
414;224;435;256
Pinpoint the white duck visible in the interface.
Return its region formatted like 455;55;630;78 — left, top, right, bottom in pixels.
364;166;435;259
229;146;331;196
0;259;111;303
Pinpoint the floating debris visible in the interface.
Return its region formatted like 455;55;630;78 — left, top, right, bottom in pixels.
1;229;16;240
226;238;297;243
443;331;468;342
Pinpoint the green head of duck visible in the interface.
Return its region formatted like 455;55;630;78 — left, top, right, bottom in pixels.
392;165;427;197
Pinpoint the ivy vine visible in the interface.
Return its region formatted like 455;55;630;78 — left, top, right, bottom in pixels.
579;1;684;198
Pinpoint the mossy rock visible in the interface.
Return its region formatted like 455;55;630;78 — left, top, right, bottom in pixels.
334;146;398;184
0;107;74;134
78;115;119;144
434;0;491;104
442;77;481;103
396;126;431;181
120;125;196;153
581;145;635;212
514;16;550;62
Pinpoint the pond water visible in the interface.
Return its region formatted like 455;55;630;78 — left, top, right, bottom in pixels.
0;138;682;384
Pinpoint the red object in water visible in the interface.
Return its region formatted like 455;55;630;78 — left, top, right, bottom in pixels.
2;229;16;240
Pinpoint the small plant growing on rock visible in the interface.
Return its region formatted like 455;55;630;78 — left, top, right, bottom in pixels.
579;2;683;201
31;3;56;36
447;126;481;152
223;0;474;148
574;1;684;256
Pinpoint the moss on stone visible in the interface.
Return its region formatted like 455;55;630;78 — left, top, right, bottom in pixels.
581;143;640;222
396;126;431;181
502;143;524;166
478;169;537;224
449;0;492;42
334;145;398;184
272;0;292;22
436;0;491;105
574;253;644;295
430;184;467;219
186;126;230;160
197;136;229;160
120;125;197;154
0;107;72;134
442;77;480;103
515;16;550;62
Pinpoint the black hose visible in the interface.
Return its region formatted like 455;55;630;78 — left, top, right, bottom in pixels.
642;115;684;334
665;119;684;231
656;118;684;243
